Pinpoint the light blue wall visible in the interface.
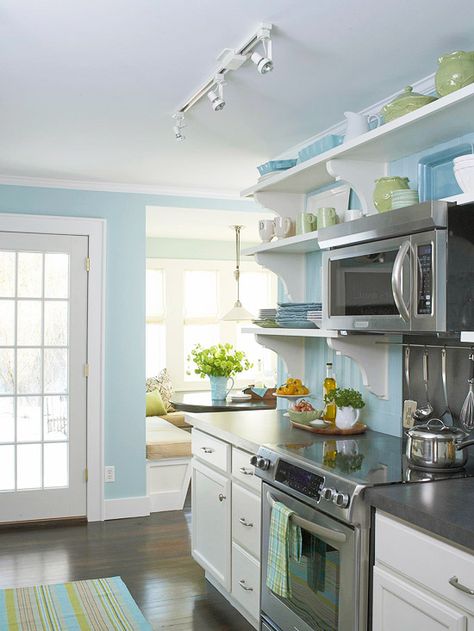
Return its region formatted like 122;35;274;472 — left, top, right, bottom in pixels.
0;184;260;501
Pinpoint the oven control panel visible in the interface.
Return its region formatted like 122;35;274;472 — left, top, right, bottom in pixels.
417;243;433;315
274;460;324;500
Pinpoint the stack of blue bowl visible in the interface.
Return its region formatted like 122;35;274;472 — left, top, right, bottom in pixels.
276;303;322;328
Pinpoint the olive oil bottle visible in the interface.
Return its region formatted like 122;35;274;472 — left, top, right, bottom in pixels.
323;362;337;423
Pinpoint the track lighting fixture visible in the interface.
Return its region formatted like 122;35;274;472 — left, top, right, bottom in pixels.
172;113;186;142
207;74;226;111
172;23;274;138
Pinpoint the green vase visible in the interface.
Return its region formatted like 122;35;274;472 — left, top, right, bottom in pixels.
435;51;474;96
373;177;410;213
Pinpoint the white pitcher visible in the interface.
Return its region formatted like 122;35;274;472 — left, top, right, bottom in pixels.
344;111;382;142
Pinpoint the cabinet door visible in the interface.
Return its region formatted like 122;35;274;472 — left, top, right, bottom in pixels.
192;458;231;590
373;566;468;631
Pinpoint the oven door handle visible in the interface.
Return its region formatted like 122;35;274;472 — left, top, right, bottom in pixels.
267;492;347;545
391;240;411;323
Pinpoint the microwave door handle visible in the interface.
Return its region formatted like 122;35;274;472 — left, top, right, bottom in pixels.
391;240;411;322
266;492;347;545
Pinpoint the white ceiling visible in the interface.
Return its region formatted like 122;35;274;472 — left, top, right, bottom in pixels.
146;206;275;241
1;1;474;194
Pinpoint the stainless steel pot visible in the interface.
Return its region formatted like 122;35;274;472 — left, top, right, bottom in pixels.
406;418;474;470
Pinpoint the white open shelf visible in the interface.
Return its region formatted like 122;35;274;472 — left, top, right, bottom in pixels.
242;82;474;197
242;231;319;256
241;326;338;338
461;332;474;343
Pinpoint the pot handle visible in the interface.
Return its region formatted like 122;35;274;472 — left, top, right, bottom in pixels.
457;439;474;451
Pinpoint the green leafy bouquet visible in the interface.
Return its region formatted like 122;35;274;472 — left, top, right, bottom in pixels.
189;343;252;379
324;387;365;409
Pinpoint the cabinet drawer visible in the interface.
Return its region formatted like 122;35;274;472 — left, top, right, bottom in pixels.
232;483;261;559
232;447;261;493
376;512;474;615
232;542;260;621
192;429;230;473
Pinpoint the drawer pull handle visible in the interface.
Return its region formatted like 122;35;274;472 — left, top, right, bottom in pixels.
239;467;254;476
449;576;474;595
201;447;214;454
239;517;254;527
218;493;226;502
239;579;253;592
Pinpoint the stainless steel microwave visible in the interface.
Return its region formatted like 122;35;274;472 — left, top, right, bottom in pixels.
320;201;474;333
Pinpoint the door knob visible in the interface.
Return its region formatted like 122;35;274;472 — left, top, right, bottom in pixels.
218;493;226;502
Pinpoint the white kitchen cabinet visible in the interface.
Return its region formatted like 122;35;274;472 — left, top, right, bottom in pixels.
232;482;261;559
373;511;474;630
192;458;231;591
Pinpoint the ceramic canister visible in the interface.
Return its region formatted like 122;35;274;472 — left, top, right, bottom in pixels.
435;51;474;96
373;177;410;213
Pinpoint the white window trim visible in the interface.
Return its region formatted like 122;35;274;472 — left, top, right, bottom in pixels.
0;213;106;522
147;258;276;391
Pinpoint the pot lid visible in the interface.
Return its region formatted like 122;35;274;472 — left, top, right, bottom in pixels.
383;86;437;109
407;418;464;439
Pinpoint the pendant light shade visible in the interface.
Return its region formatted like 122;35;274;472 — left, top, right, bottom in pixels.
221;225;255;322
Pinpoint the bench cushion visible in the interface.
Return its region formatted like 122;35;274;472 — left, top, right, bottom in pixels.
146;417;192;460
159;411;190;429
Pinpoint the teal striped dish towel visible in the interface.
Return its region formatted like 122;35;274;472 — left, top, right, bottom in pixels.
266;500;302;598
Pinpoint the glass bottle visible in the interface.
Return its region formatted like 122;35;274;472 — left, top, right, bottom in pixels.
323;362;337;423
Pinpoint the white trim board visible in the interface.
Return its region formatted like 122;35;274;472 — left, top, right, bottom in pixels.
104;496;151;521
0;212;106;522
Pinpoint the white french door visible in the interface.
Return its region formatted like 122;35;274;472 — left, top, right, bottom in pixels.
0;232;88;522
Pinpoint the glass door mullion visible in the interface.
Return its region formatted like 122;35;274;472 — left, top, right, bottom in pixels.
13;252;18;492
41;253;45;490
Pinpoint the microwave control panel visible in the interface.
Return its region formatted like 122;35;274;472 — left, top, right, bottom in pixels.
417;243;433;315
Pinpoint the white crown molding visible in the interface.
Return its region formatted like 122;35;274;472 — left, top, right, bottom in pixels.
275;72;436;159
0;174;251;202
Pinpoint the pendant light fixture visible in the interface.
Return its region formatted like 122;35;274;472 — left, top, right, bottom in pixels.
221;225;255;321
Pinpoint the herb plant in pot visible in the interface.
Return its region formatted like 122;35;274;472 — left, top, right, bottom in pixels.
189;343;252;400
324;388;365;430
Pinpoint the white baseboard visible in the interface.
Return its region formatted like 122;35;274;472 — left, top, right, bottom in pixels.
104;496;151;520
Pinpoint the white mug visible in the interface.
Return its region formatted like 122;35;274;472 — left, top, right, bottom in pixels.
335;406;360;430
344;111;382;142
274;216;293;239
258;219;275;243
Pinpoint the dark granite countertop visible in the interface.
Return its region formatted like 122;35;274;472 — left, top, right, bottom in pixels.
366;477;474;552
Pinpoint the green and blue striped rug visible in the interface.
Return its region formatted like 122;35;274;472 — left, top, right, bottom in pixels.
0;576;151;630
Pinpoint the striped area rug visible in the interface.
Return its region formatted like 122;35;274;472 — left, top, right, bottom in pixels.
0;576;151;630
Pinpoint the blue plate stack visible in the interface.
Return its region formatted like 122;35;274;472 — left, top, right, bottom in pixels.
276;303;322;328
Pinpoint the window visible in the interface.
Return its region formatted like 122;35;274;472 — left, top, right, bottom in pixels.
145;259;277;390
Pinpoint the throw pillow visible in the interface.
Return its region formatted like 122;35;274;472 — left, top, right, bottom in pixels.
146;390;167;417
146;368;175;411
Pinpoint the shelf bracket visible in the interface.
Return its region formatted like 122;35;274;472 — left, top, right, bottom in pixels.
327;335;389;399
326;159;387;214
255;251;305;302
254;333;305;378
254;192;306;220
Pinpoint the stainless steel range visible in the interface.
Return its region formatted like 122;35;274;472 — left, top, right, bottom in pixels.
254;434;474;631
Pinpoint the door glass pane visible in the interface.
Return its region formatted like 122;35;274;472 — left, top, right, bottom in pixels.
0;445;15;491
0;397;14;443
0;252;15;297
44;253;69;298
17;443;42;489
17;396;42;442
44;301;68;346
17;349;42;394
44;349;68;393
17;300;42;346
18;253;43;298
184;271;218;317
240;271;272;316
0;300;15;345
146;269;164;317
44;443;68;488
184;324;219;380
44;396;68;441
0;349;15;394
146;323;166;378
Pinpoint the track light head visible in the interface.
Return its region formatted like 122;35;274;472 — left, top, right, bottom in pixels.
173;125;185;141
172;113;186;141
250;51;273;74
207;89;225;111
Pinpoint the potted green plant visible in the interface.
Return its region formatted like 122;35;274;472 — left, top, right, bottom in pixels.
324;387;365;429
188;343;252;400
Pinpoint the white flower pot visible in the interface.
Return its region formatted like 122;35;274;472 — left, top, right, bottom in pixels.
335;406;360;430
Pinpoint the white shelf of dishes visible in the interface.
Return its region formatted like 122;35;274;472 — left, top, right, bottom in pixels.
461;331;474;343
241;82;474;198
241;327;338;339
242;231;320;256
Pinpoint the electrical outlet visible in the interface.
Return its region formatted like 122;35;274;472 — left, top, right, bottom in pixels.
104;466;115;483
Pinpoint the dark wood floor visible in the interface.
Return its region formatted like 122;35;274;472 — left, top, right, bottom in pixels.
0;505;253;631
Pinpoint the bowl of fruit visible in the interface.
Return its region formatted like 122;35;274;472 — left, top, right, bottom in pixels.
288;399;322;424
275;378;311;398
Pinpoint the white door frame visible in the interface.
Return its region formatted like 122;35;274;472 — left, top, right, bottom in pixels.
0;212;106;521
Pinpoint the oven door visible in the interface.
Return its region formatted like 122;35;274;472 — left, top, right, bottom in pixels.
261;483;360;631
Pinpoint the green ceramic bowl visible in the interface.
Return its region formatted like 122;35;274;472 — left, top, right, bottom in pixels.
288;409;322;424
